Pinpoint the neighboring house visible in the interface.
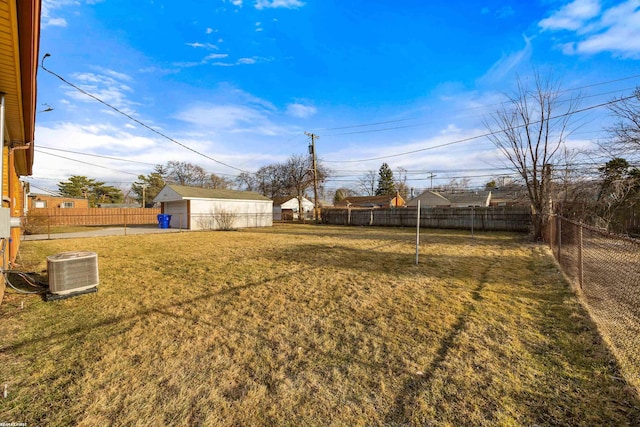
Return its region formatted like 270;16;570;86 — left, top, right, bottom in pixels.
153;184;273;230
272;196;314;220
489;186;530;207
29;194;90;209
334;193;405;208
439;191;492;207
405;191;451;208
407;190;493;208
0;0;41;301
96;203;144;208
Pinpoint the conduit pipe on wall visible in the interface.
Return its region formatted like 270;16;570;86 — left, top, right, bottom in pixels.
0;93;5;203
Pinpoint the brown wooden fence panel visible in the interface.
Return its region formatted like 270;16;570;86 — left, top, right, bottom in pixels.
321;207;531;232
27;208;162;226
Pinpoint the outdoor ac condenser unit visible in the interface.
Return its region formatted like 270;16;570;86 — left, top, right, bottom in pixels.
47;251;99;295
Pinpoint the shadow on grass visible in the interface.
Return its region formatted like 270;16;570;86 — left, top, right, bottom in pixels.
0;267;309;354
262;241;519;282
382;261;492;424
260;223;528;246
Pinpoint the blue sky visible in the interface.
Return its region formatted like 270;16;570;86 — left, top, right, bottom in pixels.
33;0;640;195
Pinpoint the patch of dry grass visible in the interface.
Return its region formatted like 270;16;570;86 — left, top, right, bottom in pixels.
1;224;639;425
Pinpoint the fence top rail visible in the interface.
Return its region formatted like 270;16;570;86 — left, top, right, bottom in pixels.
323;206;531;212
555;215;640;245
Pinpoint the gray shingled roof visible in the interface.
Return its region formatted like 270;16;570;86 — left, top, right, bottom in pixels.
167;184;271;201
440;191;491;205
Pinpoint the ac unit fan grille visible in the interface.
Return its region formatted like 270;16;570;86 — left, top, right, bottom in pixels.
47;251;99;295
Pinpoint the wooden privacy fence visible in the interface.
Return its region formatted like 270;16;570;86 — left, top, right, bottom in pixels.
24;208;162;228
322;206;531;232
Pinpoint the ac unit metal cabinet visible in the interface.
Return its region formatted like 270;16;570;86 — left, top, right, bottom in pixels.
47;251;99;295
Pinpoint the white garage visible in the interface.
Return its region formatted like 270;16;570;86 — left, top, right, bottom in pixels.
153;184;273;230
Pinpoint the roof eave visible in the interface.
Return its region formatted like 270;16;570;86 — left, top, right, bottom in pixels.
14;0;41;176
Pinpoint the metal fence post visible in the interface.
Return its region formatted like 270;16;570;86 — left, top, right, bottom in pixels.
557;215;562;261
415;201;421;265
471;206;475;238
578;224;583;290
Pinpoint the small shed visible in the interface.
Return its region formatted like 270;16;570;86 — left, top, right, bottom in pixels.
440;191;491;207
153;184;273;230
406;191;451;208
273;196;314;220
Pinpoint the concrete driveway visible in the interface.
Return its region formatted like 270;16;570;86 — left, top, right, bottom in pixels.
23;225;185;241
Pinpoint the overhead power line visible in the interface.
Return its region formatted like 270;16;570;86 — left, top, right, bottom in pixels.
320;93;638;164
28;184;61;196
312;74;640;134
40;54;250;174
37;146;157;166
35;149;141;176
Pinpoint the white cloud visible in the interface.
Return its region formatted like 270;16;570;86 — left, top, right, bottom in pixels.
174;103;289;137
65;71;138;115
231;0;243;6
539;0;601;31
186;42;219;49
479;34;532;84
286;103;317;118
204;53;229;60
540;0;640;58
210;56;271;67
322;125;497;181
254;0;305;10
41;0;74;27
100;68;133;82
43;17;67;28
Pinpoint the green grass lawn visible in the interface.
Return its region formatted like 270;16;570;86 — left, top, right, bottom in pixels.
1;224;639;425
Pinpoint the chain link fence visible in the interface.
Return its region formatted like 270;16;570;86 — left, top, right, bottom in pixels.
547;216;640;394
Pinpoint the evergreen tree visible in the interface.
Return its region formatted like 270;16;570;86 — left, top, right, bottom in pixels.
132;165;167;207
375;163;396;196
58;175;123;207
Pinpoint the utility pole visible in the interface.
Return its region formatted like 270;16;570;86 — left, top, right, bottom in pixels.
141;184;148;208
305;132;320;223
429;173;436;190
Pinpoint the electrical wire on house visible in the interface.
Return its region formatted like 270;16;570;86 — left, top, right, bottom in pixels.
3;271;48;294
40;53;251;174
0;239;47;294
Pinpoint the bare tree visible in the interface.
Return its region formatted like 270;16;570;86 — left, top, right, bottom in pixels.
236;171;256;192
241;155;330;216
594;158;640;231
254;163;288;199
358;170;377;196
607;88;640;153
166;161;208;187
485;73;581;240
394;167;409;199
442;177;471;192
282;154;330;216
207;173;234;189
